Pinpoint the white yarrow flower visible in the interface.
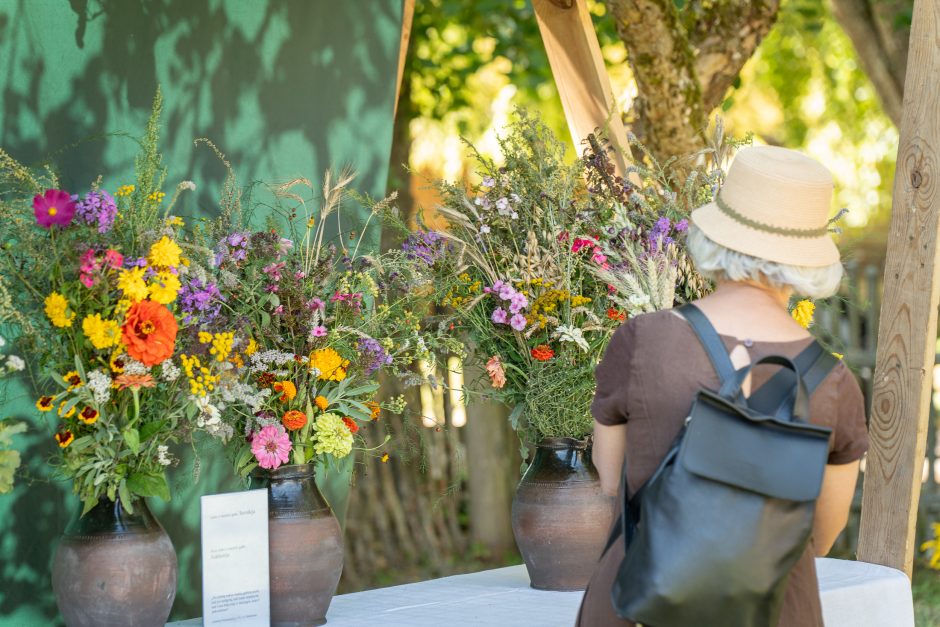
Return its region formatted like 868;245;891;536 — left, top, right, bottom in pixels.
6;355;24;371
160;360;181;382
157;445;174;466
87;370;112;404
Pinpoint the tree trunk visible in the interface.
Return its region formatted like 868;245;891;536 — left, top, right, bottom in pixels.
604;0;781;163
831;0;910;126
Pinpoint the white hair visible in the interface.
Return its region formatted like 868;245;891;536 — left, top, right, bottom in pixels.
686;224;843;299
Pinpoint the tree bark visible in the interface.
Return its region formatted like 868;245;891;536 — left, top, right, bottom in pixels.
831;0;910;126
605;0;781;163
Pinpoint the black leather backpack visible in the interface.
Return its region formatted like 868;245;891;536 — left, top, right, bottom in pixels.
608;304;838;627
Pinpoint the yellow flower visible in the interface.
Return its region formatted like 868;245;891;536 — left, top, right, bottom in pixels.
58;400;75;419
110;350;126;373
36;396;55;412
114;298;132;316
314;395;329;411
148;236;182;268
198;331;212;344
381;453;390;463
209;332;234;362
832;352;844;360
79;406;99;425
273;381;297;403
44;292;75;328
117;267;149;302
147;191;166;203
791;300;815;329
309;348;349;382
245;338;258;356
148;271;181;304
82;314;121;350
63;370;83;391
312;412;354;458
165;216;185;228
115;184;135;197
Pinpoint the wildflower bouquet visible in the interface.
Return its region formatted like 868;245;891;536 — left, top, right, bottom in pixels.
184;166;459;477
0;92;227;514
419;111;732;447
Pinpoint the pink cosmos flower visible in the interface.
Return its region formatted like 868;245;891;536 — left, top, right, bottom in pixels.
592;250;608;265
311;325;328;337
250;424;291;470
491;308;508;324
33;189;76;229
510;313;527;331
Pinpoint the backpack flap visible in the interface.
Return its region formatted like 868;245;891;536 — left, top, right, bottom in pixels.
680;391;833;502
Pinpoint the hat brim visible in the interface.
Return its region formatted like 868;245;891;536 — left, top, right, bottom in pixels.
691;202;840;268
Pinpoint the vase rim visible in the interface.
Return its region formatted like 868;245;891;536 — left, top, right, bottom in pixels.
250;462;317;480
536;437;590;450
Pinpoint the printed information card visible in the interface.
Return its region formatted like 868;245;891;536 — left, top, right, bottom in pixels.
201;489;270;626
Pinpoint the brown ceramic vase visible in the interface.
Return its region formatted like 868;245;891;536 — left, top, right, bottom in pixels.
51;497;177;627
252;463;344;627
511;437;616;591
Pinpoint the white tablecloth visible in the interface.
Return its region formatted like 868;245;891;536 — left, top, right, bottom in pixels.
170;558;914;626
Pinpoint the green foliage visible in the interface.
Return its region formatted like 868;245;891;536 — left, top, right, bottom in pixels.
0;421;26;494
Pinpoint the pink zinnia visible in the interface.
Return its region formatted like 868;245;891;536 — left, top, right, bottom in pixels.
33;189;76;229
311;325;328;338
251;424;291;470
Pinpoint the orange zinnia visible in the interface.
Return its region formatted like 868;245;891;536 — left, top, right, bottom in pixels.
342;417;359;434
121;300;178;366
366;400;381;421
273;381;297;403
282;409;308;431
530;344;555;362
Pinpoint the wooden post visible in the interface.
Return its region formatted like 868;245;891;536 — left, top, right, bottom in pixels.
857;0;940;578
533;0;630;175
393;0;416;120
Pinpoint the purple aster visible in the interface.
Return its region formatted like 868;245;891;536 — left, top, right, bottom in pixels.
178;278;224;323
509;314;527;331
675;219;689;232
402;230;450;266
491;308;508;324
357;338;392;376
74;190;118;233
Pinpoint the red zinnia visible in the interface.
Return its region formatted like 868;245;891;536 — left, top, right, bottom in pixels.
342;417;359;434
282;410;308;431
121;300;178;366
530;345;555;361
33;189;76;229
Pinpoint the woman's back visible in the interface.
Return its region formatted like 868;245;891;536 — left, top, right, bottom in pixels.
576;307;869;627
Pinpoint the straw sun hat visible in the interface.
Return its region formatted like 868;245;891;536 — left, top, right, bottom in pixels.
691;145;840;267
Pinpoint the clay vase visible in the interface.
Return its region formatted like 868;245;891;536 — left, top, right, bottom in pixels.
252;463;344;627
511;437;616;591
51;497;177;627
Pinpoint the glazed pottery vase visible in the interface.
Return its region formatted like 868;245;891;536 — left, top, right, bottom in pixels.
51;497;177;627
252;463;344;627
511;437;616;591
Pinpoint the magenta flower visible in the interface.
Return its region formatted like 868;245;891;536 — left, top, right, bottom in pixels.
510;313;527;331
250;424;291;470
491;308;508;324
33;189;76;229
571;237;595;253
311;325;328;338
509;292;528;314
104;249;124;269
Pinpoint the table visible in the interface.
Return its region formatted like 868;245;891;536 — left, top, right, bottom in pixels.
170;558;914;626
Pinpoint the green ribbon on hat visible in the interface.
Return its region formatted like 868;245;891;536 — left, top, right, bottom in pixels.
714;193;830;238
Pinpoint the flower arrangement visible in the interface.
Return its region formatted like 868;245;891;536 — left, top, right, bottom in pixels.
0;91;228;514
182;163;460;476
417;111;736;447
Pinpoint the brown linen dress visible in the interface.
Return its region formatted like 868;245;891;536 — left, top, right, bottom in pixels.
576;309;870;627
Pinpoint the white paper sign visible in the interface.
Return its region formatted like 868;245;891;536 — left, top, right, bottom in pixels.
201;489;270;626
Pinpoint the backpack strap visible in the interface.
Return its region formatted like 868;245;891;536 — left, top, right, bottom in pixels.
748;342;839;419
677;304;736;386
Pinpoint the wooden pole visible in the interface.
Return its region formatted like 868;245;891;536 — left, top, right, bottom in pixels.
393;0;416;120
533;0;630;176
857;0;940;578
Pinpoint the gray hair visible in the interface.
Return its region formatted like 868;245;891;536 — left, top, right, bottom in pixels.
686;224;843;299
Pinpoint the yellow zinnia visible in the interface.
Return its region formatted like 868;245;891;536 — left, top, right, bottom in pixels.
148;271;181;304
312;412;354;458
82;314;121;350
44;292;75;328
148;236;182;268
117;267;149;302
309;348;349;382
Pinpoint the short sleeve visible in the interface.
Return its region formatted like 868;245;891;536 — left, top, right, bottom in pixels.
591;319;637;426
827;362;870;465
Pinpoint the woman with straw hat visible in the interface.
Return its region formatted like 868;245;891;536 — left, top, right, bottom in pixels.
577;145;869;627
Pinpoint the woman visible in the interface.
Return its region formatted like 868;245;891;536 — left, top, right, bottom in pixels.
577;145;869;627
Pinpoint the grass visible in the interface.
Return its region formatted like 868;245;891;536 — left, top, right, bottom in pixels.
914;566;940;627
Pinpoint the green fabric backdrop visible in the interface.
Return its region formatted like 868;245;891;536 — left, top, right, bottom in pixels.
0;1;403;624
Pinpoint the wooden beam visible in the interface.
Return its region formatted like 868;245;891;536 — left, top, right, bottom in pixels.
533;0;630;175
393;0;416;120
858;0;940;578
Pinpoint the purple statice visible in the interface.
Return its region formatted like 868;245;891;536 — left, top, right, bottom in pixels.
648;216;676;251
178;278;224;323
74;190;118;233
675;219;689;232
402;231;449;267
357;338;392;376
